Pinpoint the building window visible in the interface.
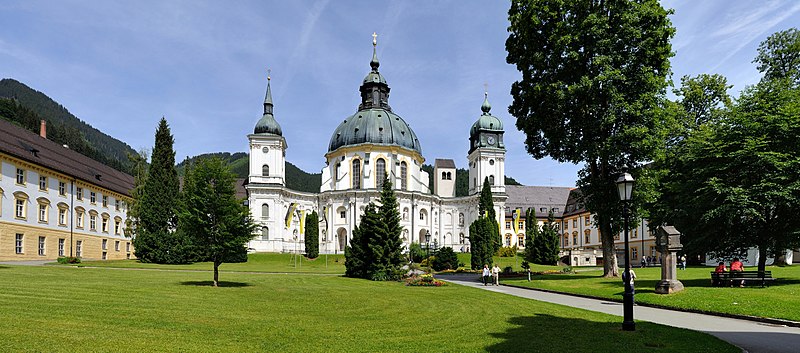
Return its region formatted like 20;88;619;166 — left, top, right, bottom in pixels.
632;247;638;260
39;176;47;191
419;209;426;221
59;181;66;196
114;219;121;235
15;198;26;219
632;228;638;239
262;164;269;176
102;239;107;250
15;234;24;254
76;187;83;201
38;236;46;256
400;161;408;190
352;159;361;189
38;203;48;223
505;221;511;229
115;200;120;211
585;215;590;226
505;234;511;246
340;210;346;219
76;241;82;257
16;168;25;185
518;221;524;230
262;204;269;219
441;171;447;180
518;235;524;247
58;238;65;256
90;214;97;231
564;234;569;247
90;191;96;204
76;209;85;228
102;251;107;260
573;219;577;228
489;175;495;185
261;227;269;240
102;196;108;207
114;240;120;251
376;158;386;188
102;217;109;233
127;242;131;253
573;233;578;247
584;230;591;244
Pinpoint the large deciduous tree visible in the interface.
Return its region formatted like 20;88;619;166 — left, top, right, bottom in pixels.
755;27;800;84
506;0;675;276
179;157;256;286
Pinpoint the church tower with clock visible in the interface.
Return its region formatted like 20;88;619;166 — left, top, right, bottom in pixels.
467;92;506;195
248;74;287;187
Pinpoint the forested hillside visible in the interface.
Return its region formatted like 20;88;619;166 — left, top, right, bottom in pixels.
0;79;137;173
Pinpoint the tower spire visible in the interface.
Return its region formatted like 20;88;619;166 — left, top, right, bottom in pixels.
481;86;491;115
264;69;273;115
370;32;380;72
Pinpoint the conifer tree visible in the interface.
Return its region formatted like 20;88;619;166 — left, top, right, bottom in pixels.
133;118;190;263
374;175;404;279
534;211;561;265
179;157;256;286
470;178;500;269
523;208;541;264
345;204;381;279
304;211;319;259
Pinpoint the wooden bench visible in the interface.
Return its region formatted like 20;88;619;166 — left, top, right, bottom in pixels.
710;271;775;287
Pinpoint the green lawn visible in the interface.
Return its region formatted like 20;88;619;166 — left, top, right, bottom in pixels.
505;265;800;322
75;252;347;274
0;265;736;352
455;253;571;272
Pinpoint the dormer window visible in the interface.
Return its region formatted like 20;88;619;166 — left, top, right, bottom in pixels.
262;164;269;177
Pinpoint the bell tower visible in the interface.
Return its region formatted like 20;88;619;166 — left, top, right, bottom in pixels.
249;73;287;186
467;92;505;195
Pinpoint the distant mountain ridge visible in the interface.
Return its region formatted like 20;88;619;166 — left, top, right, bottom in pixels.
0;78;137;173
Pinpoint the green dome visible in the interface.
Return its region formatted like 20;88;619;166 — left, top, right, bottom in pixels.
254;78;282;136
328;108;422;154
470;94;503;135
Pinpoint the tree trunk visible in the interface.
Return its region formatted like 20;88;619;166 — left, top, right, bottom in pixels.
213;262;220;287
599;217;619;277
757;246;768;273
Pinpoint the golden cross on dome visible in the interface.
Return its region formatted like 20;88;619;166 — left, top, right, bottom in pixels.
372;32;378;47
267;68;271;81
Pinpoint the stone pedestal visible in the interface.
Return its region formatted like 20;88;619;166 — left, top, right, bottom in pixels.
655;250;684;294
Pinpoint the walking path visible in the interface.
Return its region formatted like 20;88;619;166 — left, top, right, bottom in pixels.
442;274;800;353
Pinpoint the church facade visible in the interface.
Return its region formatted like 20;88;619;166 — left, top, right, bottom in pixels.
245;39;507;254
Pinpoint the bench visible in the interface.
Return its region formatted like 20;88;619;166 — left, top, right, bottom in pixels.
710;271;775;288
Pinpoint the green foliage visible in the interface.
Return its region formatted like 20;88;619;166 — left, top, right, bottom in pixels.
506;0;675;276
134;118;193;264
497;246;518;257
56;256;81;264
536;211;562;266
0;79;136;173
345;176;405;281
469;217;495;269
431;247;459;271
124;150;148;239
754;27;800;84
523;208;541;264
179;157;256;286
304;211;319;259
408;242;426;263
503;266;514;275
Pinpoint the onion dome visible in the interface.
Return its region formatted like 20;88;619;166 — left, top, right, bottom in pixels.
328;33;422;154
253;75;283;136
470;92;503;135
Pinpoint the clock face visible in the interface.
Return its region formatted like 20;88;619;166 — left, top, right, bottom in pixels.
487;136;495;145
262;146;269;153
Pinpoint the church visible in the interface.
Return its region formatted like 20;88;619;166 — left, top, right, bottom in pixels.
245;36;508;254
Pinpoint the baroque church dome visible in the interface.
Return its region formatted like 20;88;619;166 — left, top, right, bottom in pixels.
253;76;283;136
327;37;422;155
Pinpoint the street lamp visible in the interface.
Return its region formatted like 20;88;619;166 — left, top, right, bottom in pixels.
616;172;635;331
425;230;431;257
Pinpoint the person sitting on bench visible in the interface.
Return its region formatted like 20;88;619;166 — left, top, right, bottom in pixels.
712;261;727;286
730;258;745;287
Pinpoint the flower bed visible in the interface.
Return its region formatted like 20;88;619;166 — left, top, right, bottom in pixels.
405;274;447;287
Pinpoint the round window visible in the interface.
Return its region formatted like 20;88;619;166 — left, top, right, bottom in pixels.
489;159;495;165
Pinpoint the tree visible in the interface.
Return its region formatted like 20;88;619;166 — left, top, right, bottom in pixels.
673;74;733;129
133;118;191;263
345;204;381;279
506;0;675;276
375;175;404;278
432;247;459;271
179;157;256;286
304;211;319;259
535;211;561;265
478;177;501;255
124;149;149;239
469;178;501;269
655;80;800;272
754;28;800;84
522;208;541;264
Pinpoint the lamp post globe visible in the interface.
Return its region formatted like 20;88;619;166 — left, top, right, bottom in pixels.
616;172;635;331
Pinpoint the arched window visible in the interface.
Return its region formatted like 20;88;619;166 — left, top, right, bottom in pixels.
261;227;269;240
489;175;495;185
446;172;452;180
334;163;339;182
261;204;269;219
352;159;361;189
400;161;408;190
441;171;447;179
376;158;386;189
262;164;269;177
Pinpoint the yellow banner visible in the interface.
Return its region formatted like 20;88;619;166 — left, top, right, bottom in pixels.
299;210;307;234
285;203;297;229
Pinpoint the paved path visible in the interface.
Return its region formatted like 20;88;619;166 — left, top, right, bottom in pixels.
442;274;800;353
0;260;51;266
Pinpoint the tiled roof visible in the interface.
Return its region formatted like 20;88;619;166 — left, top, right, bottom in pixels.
434;159;456;168
504;185;573;218
0;118;134;196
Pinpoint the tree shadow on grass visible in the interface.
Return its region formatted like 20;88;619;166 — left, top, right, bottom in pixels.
486;314;731;353
179;281;251;287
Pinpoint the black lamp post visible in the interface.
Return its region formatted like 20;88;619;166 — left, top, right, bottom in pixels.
425;230;431;257
616;172;635;331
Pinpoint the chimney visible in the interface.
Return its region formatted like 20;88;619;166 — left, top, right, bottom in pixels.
40;120;47;139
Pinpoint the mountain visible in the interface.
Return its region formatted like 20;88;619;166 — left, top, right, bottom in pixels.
0;78;137;173
176;152;322;193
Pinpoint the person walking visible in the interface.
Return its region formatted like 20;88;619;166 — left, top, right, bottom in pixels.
680;255;687;270
481;264;490;286
491;264;501;286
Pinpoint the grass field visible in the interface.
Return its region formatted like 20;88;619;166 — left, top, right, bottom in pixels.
0;265;736;352
77;253;347;274
505;265;800;322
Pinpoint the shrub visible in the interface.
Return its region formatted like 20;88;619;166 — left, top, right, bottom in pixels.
409;242;426;263
420;256;435;267
405;274;447;287
431;247;459;271
497;245;518;257
503;266;514;274
561;266;574;274
57;256;81;264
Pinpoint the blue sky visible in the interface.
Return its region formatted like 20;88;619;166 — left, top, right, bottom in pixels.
1;1;799;187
